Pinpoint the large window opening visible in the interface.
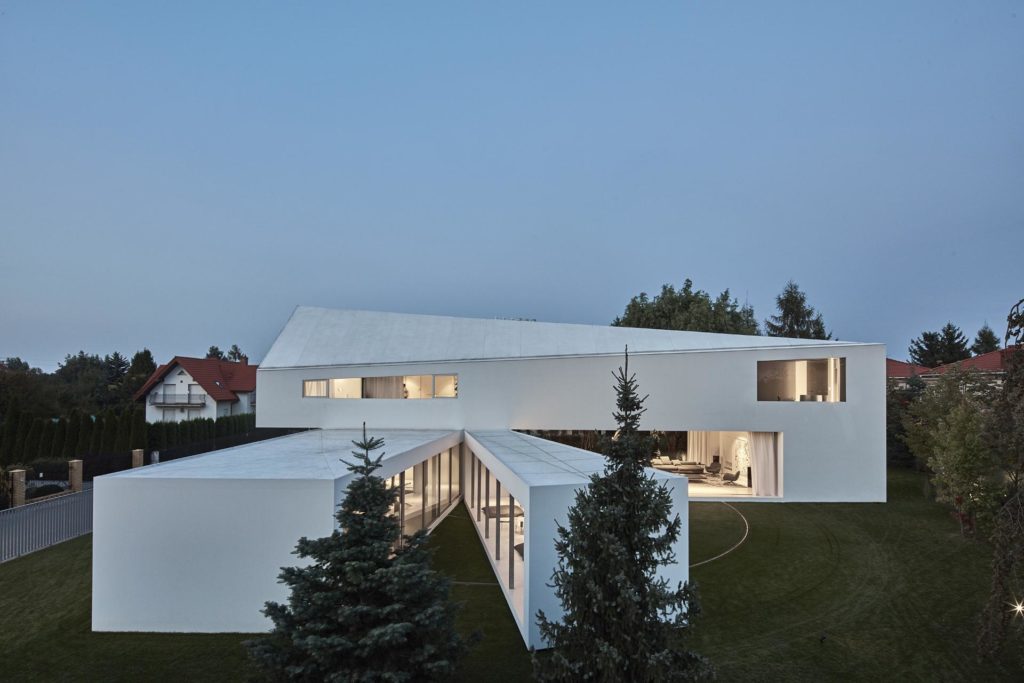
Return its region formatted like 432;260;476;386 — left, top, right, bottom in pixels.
301;374;459;399
520;429;782;499
757;358;845;402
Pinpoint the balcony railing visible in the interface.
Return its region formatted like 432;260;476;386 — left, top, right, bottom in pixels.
149;393;207;406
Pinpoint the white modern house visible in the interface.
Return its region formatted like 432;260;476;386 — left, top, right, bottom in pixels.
134;356;257;423
94;306;885;649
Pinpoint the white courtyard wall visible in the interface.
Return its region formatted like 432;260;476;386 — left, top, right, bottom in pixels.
92;475;335;632
258;344;885;502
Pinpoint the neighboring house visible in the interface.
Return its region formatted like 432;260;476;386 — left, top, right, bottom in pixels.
96;307;886;649
886;358;930;390
886;346;1019;390
133;356;257;423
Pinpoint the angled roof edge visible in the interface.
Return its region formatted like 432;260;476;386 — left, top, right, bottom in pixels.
260;306;882;370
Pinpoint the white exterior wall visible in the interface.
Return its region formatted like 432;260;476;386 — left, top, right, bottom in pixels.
257;343;886;502
463;432;689;649
91;430;463;634
92;475;336;632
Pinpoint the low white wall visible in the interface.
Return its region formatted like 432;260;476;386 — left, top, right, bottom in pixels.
92;475;335;633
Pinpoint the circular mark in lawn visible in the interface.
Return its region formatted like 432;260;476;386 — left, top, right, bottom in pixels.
690;502;750;569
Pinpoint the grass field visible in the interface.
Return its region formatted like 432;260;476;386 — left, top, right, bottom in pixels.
1;468;1020;681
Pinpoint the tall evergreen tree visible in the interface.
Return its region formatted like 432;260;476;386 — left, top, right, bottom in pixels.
128;408;147;452
89;413;104;453
909;322;971;367
533;350;710;681
37;419;55;461
78;413;95;455
764;280;830;339
100;409;118;453
12;412;31;464
114;409;132;453
63;411;81;458
972;324;1001;356
613;278;759;335
247;425;468;681
206;346;225;360
0;402;20;466
23;418;43;465
227;344;245;362
50;417;67;460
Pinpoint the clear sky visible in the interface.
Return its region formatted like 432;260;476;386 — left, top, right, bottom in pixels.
2;2;1022;370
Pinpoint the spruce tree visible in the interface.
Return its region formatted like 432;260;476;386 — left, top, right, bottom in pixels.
972;324;1001;356
909;322;971;367
246;424;467;681
764;280;830;339
533;350;711;681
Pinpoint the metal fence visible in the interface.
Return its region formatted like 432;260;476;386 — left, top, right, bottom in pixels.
0;488;93;564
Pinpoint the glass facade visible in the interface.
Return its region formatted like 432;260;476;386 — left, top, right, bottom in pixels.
466;449;525;621
390;447;462;541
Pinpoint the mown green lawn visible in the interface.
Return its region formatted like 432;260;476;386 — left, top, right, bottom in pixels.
1;469;1019;681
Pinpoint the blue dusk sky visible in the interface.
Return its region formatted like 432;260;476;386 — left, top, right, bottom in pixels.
1;2;1022;370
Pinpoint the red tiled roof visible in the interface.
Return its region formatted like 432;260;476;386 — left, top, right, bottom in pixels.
886;358;930;378
133;356;257;402
928;346;1018;375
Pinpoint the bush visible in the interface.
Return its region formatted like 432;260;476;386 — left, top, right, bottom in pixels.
26;483;66;499
28;459;70;481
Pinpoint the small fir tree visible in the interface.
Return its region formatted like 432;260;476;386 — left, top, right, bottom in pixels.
764;280;830;339
533;350;711;682
206;346;225;360
246;424;467;681
227;344;245;362
972;324;1001;356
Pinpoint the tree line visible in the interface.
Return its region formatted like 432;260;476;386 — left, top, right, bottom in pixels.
886;299;1022;656
613;278;830;339
0;408;256;469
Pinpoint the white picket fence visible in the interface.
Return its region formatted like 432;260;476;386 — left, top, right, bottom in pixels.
0;489;93;564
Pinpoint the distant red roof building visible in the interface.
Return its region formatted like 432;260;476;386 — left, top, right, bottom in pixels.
134;356;257;403
886;346;1020;388
927;346;1018;375
886;358;930;380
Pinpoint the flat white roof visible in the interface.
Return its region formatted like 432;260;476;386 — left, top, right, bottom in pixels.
466;430;680;487
104;429;459;480
260;306;873;369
